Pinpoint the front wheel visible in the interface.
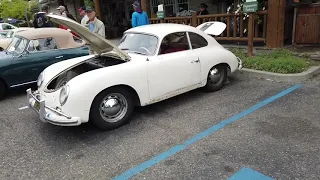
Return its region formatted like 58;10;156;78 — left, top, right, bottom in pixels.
90;87;134;130
203;64;228;92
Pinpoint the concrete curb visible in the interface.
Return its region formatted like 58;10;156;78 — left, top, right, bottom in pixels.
235;66;320;82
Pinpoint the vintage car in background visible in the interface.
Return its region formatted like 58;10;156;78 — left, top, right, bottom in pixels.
0;31;8;39
0;27;34;51
27;14;242;130
0;27;89;99
0;23;17;30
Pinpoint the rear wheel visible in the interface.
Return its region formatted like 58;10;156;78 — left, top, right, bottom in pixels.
90;87;134;130
0;80;7;100
203;64;228;92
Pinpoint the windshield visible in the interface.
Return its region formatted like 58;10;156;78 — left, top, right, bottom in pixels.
118;33;158;56
7;36;28;54
5;30;14;38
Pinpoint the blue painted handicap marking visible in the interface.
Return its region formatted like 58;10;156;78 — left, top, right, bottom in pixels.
228;167;274;180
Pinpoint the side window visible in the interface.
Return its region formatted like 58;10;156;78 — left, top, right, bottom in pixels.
3;24;13;30
27;38;58;52
16;38;28;53
188;32;208;49
159;32;190;55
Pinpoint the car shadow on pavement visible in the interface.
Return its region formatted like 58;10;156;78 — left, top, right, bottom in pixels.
35;76;240;150
3;84;37;100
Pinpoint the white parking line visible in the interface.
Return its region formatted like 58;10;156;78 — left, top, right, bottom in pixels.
18;106;29;110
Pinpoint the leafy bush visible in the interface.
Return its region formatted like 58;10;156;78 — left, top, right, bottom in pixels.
230;48;309;74
0;0;39;23
84;0;95;8
0;0;28;20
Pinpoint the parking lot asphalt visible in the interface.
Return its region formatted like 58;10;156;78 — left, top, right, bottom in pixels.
0;74;319;180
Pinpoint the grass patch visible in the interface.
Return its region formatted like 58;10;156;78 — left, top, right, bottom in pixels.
230;48;310;74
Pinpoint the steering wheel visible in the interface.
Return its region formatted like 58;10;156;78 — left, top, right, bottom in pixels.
139;47;151;55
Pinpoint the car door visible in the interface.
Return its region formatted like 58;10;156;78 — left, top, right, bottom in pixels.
59;45;89;60
11;37;62;85
147;32;201;100
9;37;37;86
25;38;63;80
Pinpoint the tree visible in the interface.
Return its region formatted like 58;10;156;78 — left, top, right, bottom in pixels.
0;0;28;20
84;0;94;8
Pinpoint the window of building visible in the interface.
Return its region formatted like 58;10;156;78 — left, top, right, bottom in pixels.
177;0;188;11
151;0;189;16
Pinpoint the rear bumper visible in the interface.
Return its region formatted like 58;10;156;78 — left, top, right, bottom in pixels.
26;88;82;126
237;57;243;69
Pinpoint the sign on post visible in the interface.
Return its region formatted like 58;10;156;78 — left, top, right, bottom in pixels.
157;4;164;19
243;0;258;57
243;0;258;13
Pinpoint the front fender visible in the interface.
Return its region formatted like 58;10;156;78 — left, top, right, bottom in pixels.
61;61;149;121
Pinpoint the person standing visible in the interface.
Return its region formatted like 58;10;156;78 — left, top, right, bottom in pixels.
78;6;89;26
131;1;149;28
57;5;76;21
84;7;105;54
197;3;209;24
197;3;209;15
56;5;79;37
33;4;54;28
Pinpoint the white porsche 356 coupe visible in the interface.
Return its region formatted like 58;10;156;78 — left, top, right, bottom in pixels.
27;14;242;130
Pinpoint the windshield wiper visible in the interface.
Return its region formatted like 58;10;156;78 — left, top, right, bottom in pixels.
131;51;147;55
120;48;146;55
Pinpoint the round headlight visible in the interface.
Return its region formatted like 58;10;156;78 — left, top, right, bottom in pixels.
37;72;44;87
59;85;70;106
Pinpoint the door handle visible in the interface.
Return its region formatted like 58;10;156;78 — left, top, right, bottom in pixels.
191;59;200;63
55;56;63;59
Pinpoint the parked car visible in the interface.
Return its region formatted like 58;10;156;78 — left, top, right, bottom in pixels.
27;14;242;130
0;27;34;51
0;27;89;99
0;31;8;39
0;23;17;30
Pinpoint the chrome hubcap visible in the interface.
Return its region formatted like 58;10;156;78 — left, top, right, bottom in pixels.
209;68;221;84
99;93;128;123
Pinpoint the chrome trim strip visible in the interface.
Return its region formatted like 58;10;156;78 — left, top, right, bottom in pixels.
46;118;79;125
46;106;72;119
11;80;37;88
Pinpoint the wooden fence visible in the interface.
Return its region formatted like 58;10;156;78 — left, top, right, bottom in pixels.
150;10;268;43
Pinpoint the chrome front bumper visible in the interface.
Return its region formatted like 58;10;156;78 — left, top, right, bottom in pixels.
26;88;81;126
237;57;243;69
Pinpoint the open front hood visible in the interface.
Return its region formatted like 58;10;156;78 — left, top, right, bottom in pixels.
42;55;95;84
196;21;227;36
46;14;130;61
